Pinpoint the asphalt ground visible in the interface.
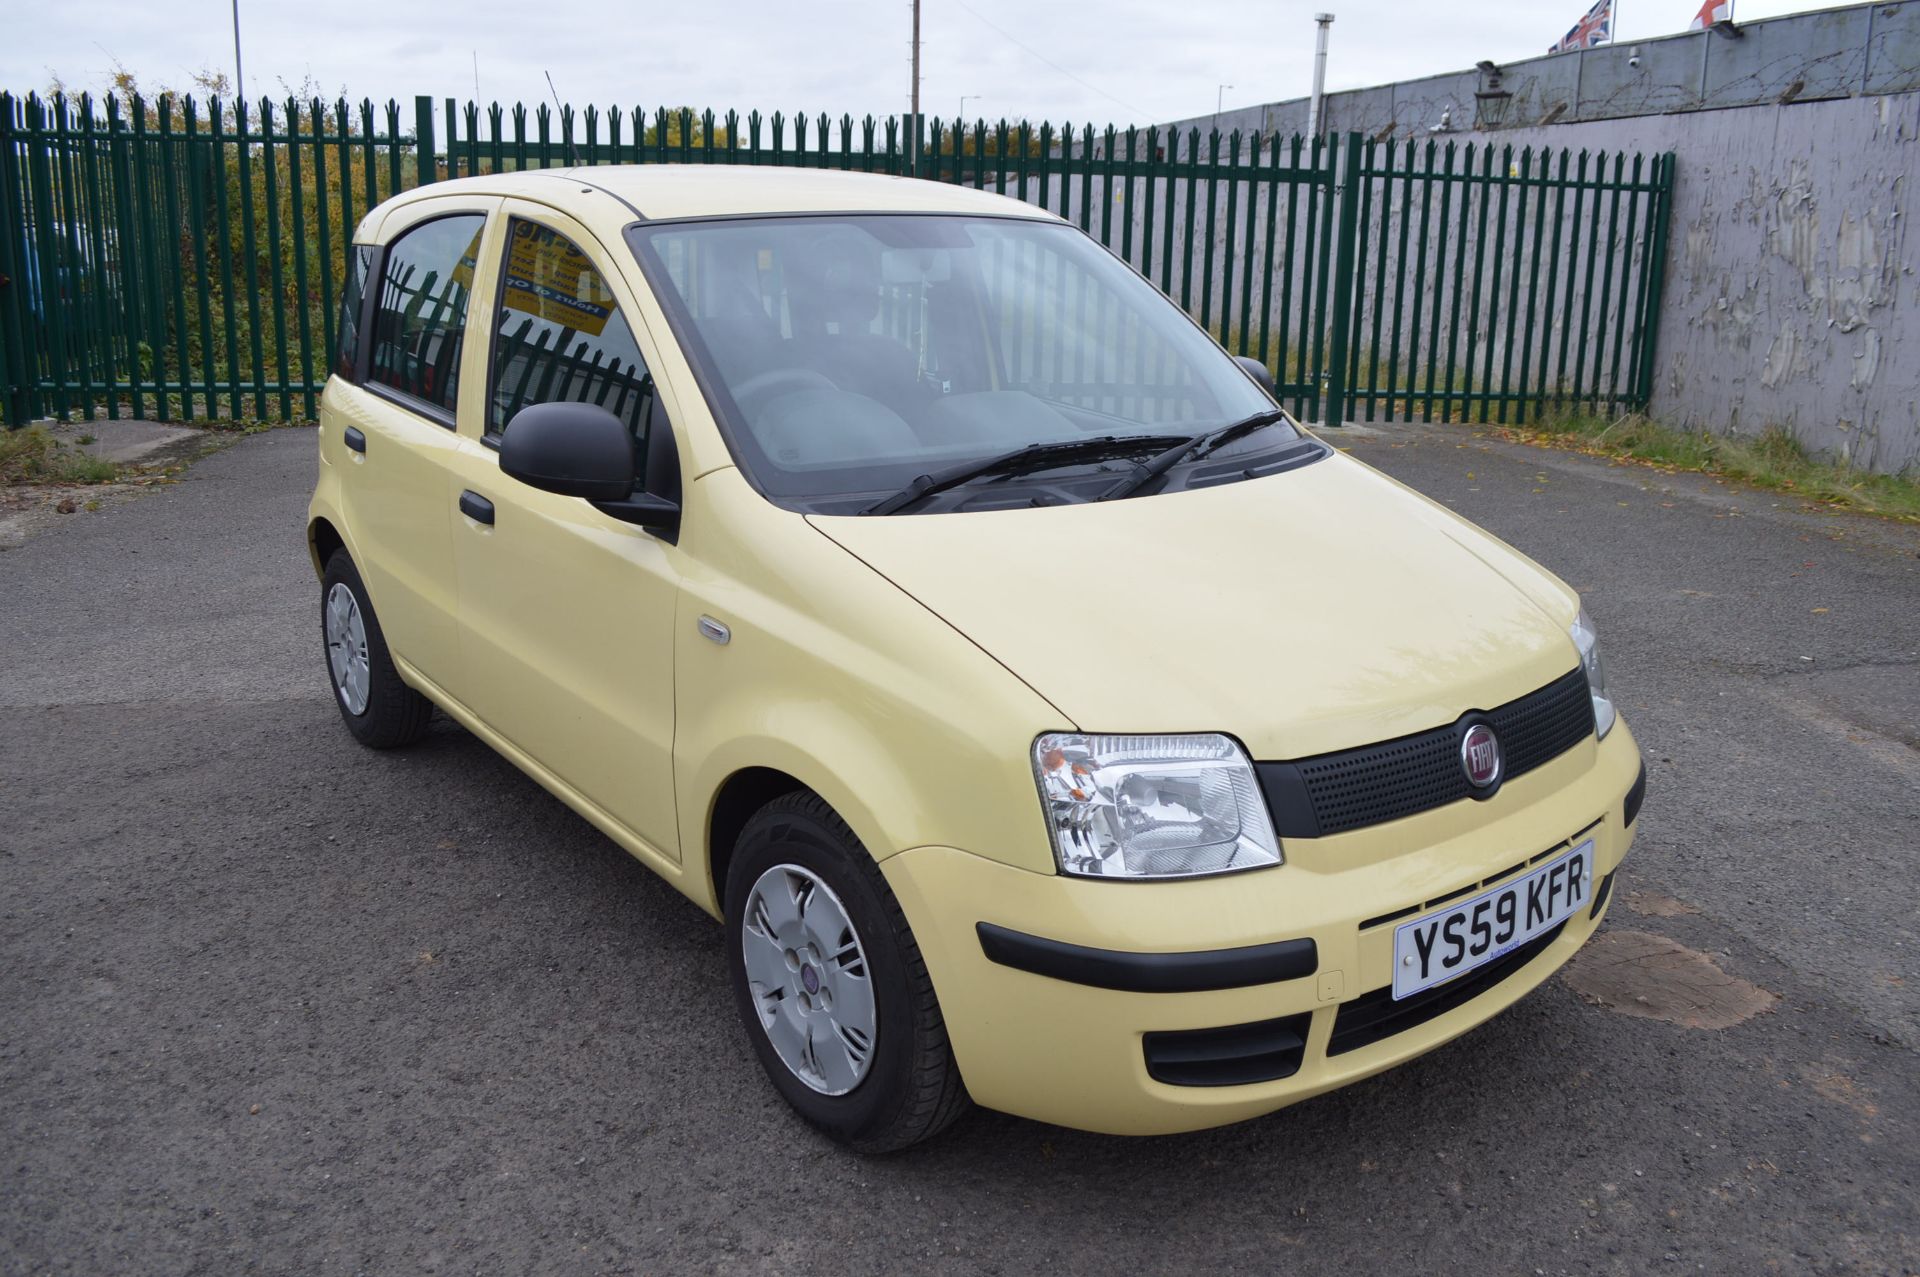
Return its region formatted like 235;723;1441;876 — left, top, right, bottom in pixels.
2;422;1916;1275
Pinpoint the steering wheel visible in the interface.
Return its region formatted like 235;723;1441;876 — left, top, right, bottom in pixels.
733;367;838;409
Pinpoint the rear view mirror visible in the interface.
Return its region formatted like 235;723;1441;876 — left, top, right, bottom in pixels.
501;401;680;540
1234;355;1277;393
501;402;635;501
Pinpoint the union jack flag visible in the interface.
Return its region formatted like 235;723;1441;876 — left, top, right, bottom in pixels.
1548;0;1612;53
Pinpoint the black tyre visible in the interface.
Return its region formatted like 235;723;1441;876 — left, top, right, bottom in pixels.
320;549;434;749
725;793;970;1152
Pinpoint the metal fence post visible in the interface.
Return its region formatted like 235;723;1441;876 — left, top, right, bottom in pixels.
1634;151;1677;410
1322;131;1363;428
0;92;35;424
414;96;436;186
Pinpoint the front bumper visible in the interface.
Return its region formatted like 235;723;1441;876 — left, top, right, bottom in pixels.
881;719;1643;1135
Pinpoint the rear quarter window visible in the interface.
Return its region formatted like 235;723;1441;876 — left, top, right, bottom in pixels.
332;244;374;380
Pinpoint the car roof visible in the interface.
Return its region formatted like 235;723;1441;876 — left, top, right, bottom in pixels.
369;165;1059;236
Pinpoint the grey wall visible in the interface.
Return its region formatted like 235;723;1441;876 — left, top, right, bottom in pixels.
1169;0;1920;140
1151;2;1920;473
1315;94;1917;473
1534;95;1917;474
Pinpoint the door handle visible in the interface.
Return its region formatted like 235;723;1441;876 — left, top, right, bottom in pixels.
459;490;495;525
343;426;366;454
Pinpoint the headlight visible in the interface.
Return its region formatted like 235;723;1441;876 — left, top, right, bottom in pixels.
1570;606;1616;739
1032;733;1281;879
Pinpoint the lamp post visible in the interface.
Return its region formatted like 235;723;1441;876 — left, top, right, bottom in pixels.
231;0;245;105
1308;13;1334;137
960;94;983;125
909;0;922;169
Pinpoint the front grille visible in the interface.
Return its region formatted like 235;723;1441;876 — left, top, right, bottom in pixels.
1143;1012;1312;1087
1256;666;1595;838
1326;920;1566;1057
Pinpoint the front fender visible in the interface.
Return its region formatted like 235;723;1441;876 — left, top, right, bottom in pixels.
672;468;1067;914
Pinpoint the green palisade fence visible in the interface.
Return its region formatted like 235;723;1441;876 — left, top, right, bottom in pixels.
0;90;1675;429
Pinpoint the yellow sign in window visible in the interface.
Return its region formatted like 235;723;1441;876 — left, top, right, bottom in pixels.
500;221;613;337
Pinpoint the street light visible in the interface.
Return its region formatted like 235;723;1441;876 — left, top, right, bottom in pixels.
1215;83;1233;127
1474;60;1513;128
960;94;983;124
231;0;245;105
1309;14;1334;138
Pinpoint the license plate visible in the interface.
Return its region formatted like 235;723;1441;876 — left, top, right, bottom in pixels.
1392;839;1595;1000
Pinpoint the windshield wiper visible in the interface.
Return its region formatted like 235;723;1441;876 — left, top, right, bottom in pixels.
862;434;1187;515
1095;409;1292;503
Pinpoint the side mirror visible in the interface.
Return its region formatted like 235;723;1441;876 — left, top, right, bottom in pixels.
501;401;680;540
501;401;634;499
1234;355;1277;393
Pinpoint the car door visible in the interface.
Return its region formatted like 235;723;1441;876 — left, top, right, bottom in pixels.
336;200;497;685
443;202;684;863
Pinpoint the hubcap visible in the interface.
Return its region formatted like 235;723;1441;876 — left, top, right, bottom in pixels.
740;864;877;1096
324;582;371;716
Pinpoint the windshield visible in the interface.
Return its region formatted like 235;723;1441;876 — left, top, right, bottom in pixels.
628;214;1296;512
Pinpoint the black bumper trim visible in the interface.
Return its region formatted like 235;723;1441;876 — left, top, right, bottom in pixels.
975;922;1318;993
1589;869;1617;920
1624;761;1648;828
1144;1012;1313;1087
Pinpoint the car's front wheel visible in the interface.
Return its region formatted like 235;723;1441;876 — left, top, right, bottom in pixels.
725;793;969;1152
320;549;434;748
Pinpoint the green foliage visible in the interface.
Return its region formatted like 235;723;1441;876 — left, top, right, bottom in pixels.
644;108;729;149
19;69;391;422
934;124;1047;158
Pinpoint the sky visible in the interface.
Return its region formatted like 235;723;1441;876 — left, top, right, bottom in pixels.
2;0;1864;128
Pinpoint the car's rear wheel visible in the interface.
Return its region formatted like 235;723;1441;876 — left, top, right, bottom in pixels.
725;792;969;1152
320;549;434;748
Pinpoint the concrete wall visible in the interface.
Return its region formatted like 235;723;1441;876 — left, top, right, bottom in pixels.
1169;1;1920;141
1149;2;1920;473
1505;94;1918;474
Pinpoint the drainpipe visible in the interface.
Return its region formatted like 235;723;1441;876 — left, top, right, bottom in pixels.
1308;13;1334;137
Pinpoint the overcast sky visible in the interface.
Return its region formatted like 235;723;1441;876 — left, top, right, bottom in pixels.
5;0;1859;127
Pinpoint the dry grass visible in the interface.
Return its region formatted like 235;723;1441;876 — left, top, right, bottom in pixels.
0;426;120;486
1498;412;1920;523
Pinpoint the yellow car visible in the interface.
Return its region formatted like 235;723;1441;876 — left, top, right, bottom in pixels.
307;166;1645;1151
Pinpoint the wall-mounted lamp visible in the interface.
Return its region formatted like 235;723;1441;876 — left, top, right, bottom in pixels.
1474;60;1512;128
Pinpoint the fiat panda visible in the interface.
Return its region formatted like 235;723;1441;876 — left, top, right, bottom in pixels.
307;166;1645;1151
